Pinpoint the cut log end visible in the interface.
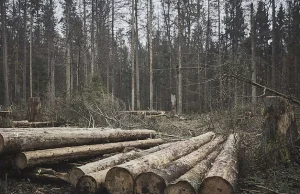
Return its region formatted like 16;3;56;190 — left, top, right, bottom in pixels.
15;153;27;169
134;172;166;194
165;181;197;194
105;167;134;194
199;176;233;194
76;175;98;194
69;168;85;186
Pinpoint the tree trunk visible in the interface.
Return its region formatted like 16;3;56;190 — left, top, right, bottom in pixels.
15;138;164;169
23;0;27;104
262;96;299;165
74;142;175;191
165;149;221;194
29;7;33;97
131;0;135;111
199;134;240;194
135;0;140;110
2;0;9;108
91;0;95;77
134;136;225;194
251;3;256;104
105;132;215;194
177;1;183;115
148;0;153;110
66;1;71;99
0;129;156;153
271;0;276;90
27;97;41;122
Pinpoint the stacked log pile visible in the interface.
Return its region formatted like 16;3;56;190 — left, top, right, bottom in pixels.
0;127;240;194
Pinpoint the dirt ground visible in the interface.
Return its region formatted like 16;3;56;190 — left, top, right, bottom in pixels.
1;105;300;194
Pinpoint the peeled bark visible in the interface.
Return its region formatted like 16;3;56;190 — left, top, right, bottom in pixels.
199;134;239;194
0;129;156;153
70;142;175;186
105;132;215;194
15;138;163;169
165;149;222;194
134;136;225;194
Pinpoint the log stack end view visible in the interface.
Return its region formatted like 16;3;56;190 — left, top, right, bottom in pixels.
0;127;240;194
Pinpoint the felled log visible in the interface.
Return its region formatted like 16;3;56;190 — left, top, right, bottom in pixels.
27;97;41;122
77;169;110;194
0;127;120;133
0;129;156;153
15;138;164;169
105;132;215;194
199;134;239;194
134;136;225;194
12;120;66;128
70;142;175;186
165;149;222;194
262;96;299;165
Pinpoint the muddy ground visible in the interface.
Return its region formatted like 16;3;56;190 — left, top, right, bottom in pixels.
1;105;300;194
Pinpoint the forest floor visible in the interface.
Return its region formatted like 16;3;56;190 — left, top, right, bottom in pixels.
1;105;300;194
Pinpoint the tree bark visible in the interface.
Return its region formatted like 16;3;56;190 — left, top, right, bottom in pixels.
23;0;27;104
199;134;240;194
134;136;225;194
148;0;153;110
27;97;41;122
74;142;175;192
2;0;9;108
251;3;256;104
105;132;215;194
135;0;140;110
29;6;33;97
91;0;95;78
131;0;135;110
271;0;276;90
262;96;299;165
177;1;183;115
0;129;156;153
70;142;174;186
66;1;71;99
15;138;163;169
165;149;221;194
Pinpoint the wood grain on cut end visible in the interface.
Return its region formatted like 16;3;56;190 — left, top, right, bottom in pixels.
15;153;27;169
105;167;134;194
200;176;233;194
165;181;197;194
76;175;98;194
134;172;166;194
69;168;85;186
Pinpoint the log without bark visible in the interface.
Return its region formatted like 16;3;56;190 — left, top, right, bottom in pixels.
77;169;110;194
15;138;163;169
165;149;222;194
0;129;156;153
70;142;175;186
199;134;239;194
0;127;121;133
134;136;225;194
105;132;215;194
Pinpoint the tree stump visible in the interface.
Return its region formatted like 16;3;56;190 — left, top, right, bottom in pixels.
262;96;299;165
27;97;41;122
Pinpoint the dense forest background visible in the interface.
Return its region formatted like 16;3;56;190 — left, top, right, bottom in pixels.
0;0;299;115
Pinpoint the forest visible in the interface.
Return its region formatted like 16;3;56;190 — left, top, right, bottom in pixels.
0;0;299;115
1;1;300;194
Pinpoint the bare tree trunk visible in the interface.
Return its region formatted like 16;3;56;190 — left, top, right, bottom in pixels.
23;0;27;104
148;0;153;110
131;0;135;111
66;1;71;99
135;0;140;110
251;3;256;104
83;0;87;86
271;0;276;90
218;0;222;105
111;0;115;100
91;0;95;77
177;1;183;115
204;0;210;112
29;7;33;98
2;0;9;108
